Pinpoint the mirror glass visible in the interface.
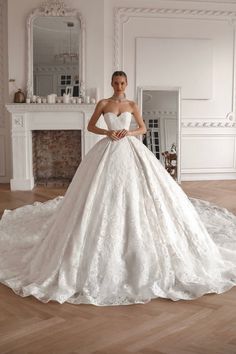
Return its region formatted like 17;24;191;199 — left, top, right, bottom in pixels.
33;16;80;97
141;89;181;182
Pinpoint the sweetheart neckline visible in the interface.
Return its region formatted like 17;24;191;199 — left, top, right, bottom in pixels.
103;111;132;117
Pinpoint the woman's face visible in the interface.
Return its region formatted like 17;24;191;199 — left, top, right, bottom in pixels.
111;75;127;96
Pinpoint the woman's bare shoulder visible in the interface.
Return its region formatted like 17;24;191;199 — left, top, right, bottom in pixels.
126;100;136;105
96;98;108;107
94;99;109;113
128;100;139;111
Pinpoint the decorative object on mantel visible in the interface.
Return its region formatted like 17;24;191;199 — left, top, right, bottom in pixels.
32;95;37;103
47;93;57;104
85;96;90;104
14;94;97;105
63;93;70;104
14;89;26;103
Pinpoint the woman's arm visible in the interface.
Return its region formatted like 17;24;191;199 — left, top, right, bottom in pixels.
127;102;147;137
87;100;109;136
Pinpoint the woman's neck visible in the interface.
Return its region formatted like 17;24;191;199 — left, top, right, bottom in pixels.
110;93;127;102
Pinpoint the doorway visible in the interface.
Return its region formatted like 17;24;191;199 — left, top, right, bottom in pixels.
138;87;181;182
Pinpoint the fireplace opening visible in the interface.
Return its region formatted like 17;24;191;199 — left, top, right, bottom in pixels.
32;130;81;187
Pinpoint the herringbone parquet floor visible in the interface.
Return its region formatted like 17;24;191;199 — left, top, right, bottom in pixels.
0;181;235;354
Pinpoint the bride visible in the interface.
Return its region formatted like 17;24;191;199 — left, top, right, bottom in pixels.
0;71;236;306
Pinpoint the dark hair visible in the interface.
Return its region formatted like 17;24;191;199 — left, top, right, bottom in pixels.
111;71;127;82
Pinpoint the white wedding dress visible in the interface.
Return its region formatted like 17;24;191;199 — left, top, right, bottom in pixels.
0;111;236;306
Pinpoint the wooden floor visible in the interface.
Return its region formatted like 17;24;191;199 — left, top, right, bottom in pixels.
0;181;235;354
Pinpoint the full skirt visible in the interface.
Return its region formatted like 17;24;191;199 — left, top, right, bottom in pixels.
0;136;236;306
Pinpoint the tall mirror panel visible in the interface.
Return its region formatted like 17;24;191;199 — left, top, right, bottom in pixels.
139;88;181;182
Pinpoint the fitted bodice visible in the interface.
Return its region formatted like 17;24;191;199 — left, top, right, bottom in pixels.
103;112;132;131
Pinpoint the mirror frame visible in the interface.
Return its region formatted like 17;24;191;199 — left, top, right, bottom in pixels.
137;86;182;183
26;0;85;98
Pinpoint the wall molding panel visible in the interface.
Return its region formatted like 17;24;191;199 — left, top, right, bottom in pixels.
0;0;5;129
0;135;5;176
181;127;236;179
114;6;236;73
114;6;236;123
0;0;10;183
182;121;236;128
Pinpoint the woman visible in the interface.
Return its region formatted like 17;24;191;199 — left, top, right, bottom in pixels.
0;71;236;306
87;71;146;140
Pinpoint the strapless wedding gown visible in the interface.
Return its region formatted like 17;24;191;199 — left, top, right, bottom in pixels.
0;111;236;306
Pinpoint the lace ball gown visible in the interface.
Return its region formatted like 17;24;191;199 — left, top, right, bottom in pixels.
0;112;236;306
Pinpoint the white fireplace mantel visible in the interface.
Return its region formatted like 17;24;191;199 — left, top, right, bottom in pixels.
6;103;105;190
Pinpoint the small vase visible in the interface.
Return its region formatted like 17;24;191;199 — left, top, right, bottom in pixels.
14;89;25;103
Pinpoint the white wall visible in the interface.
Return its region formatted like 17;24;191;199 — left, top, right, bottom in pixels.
2;0;236;182
0;0;11;183
104;0;236;180
1;0;105;183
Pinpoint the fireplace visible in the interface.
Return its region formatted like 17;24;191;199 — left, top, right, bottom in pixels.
32;130;81;187
6;104;106;190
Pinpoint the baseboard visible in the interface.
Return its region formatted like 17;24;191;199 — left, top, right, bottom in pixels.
181;173;236;181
